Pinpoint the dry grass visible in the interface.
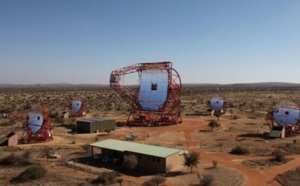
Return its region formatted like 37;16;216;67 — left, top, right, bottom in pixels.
276;166;300;186
1;85;300;186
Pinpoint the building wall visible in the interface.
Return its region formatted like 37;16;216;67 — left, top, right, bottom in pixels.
77;121;90;133
0;133;18;146
165;153;185;172
90;120;115;133
102;148;123;158
8;134;18;146
77;119;116;133
91;145;184;173
125;152;166;172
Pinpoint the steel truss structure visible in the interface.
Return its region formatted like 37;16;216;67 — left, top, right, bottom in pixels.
110;61;182;126
265;103;300;137
207;97;228;119
69;96;86;118
24;103;53;143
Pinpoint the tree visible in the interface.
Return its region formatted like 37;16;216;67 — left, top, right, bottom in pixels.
208;120;220;131
142;175;166;186
91;171;119;185
229;146;250;155
272;150;286;163
123;154;138;170
197;172;214;186
10;166;47;183
183;151;200;173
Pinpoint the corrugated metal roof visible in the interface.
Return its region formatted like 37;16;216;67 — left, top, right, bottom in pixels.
90;139;141;152
129;144;180;158
90;139;181;158
90;118;114;122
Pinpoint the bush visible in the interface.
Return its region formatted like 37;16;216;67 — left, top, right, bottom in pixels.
200;174;214;186
0;153;31;166
10;166;47;183
272;151;287;163
123;154;138;170
81;144;90;153
40;146;54;158
22;150;31;160
142;175;166;186
0;121;13;126
91;171;120;185
208;120;220;130
212;160;218;168
229;146;250;155
184;151;200;173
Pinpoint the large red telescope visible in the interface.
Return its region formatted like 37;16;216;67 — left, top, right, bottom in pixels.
110;61;182;126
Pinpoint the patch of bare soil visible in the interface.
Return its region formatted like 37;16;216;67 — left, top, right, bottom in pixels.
163;164;245;186
2;87;300;186
242;158;293;170
276;166;300;186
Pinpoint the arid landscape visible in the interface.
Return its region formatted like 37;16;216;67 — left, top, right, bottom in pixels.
0;84;300;186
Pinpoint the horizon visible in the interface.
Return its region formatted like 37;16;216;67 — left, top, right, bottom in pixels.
1;1;300;84
1;81;300;86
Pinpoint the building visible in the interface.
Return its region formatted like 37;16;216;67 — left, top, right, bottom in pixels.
77;118;116;133
90;139;186;173
62;111;69;119
0;132;19;146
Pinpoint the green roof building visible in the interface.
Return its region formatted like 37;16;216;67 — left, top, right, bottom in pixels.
0;132;18;146
90;139;186;173
77;118;116;133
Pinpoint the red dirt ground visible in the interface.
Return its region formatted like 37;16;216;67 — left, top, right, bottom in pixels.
117;116;300;186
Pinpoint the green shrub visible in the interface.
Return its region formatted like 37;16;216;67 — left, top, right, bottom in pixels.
142;175;166;186
40;146;54;158
229;146;250;155
21;150;31;160
208;120;220;130
200;174;214;186
123;154;138;170
212;160;218;168
183;151;200;173
272;150;287;163
0;121;13;126
91;171;120;185
0;153;31;166
10;166;47;183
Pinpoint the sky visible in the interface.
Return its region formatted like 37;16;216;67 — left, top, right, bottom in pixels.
0;0;300;85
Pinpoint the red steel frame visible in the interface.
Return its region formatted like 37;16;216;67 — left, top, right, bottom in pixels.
69;96;86;118
110;61;182;126
265;105;300;137
24;103;53;143
207;99;228;119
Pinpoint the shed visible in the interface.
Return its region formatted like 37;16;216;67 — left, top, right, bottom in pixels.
90;139;186;173
77;118;116;133
268;126;285;138
62;111;69;119
0;132;19;146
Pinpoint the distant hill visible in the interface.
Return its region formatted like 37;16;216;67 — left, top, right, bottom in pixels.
0;83;109;91
184;82;300;88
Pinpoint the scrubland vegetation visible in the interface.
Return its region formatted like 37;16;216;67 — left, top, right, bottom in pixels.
0;84;300;185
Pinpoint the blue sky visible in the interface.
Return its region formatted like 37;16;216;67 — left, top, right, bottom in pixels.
0;0;300;84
